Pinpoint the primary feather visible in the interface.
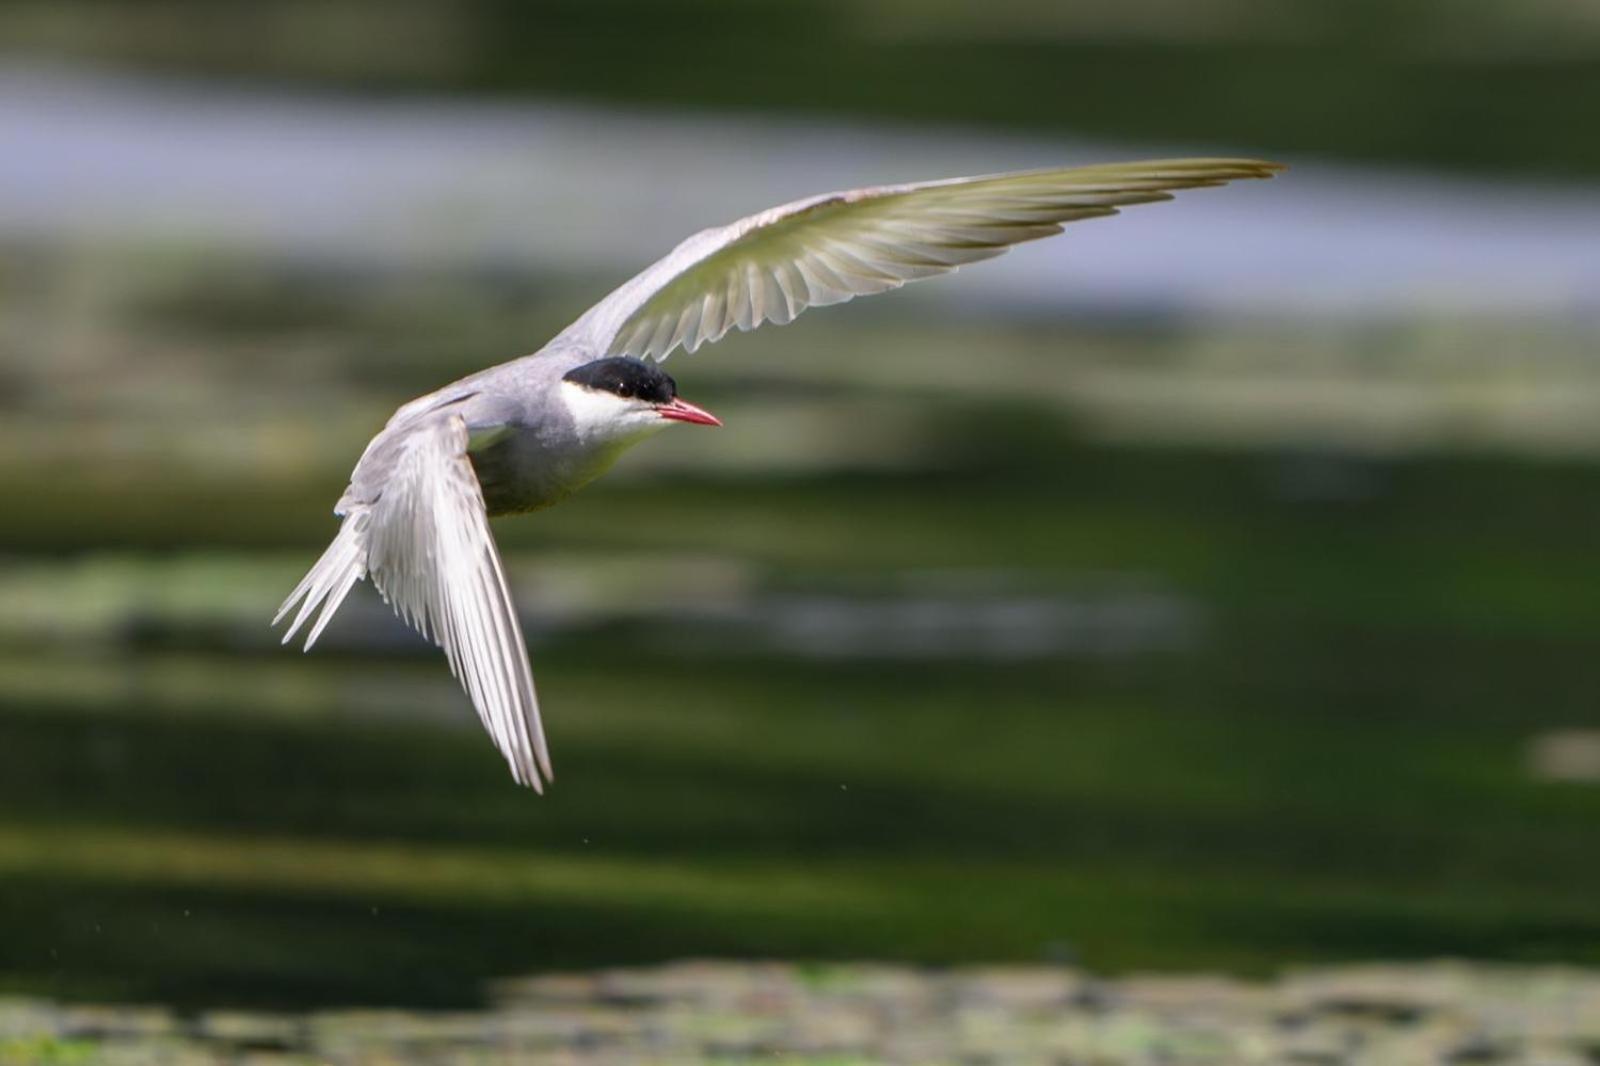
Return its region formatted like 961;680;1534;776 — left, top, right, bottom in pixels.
279;413;550;790
563;159;1284;362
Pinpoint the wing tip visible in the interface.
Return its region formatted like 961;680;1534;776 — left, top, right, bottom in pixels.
512;756;550;793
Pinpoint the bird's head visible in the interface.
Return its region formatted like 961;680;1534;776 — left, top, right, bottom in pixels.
558;356;721;445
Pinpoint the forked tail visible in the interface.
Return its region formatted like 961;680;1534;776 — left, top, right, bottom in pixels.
274;511;369;650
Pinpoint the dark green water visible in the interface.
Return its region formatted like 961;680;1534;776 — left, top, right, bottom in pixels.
4;239;1600;1008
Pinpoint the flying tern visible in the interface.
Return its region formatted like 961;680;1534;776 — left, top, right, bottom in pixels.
276;157;1285;789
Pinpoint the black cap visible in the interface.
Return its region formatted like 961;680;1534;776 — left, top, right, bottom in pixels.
562;357;677;404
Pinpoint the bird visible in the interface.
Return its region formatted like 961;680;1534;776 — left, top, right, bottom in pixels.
275;157;1285;790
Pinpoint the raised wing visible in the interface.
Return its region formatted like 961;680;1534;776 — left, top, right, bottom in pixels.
563;158;1284;362
363;414;551;790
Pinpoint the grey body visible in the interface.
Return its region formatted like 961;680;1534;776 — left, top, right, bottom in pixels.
343;343;616;518
276;157;1285;790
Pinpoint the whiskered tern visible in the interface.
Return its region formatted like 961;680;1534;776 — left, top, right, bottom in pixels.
276;158;1285;789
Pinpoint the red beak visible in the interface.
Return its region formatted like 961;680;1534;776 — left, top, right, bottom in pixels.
656;397;722;427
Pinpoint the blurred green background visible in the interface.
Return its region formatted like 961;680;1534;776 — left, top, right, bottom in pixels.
4;0;1600;1011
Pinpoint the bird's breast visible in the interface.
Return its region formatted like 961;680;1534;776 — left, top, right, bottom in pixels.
468;426;632;517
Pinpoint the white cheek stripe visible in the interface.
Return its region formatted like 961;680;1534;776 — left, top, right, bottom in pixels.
558;381;660;445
